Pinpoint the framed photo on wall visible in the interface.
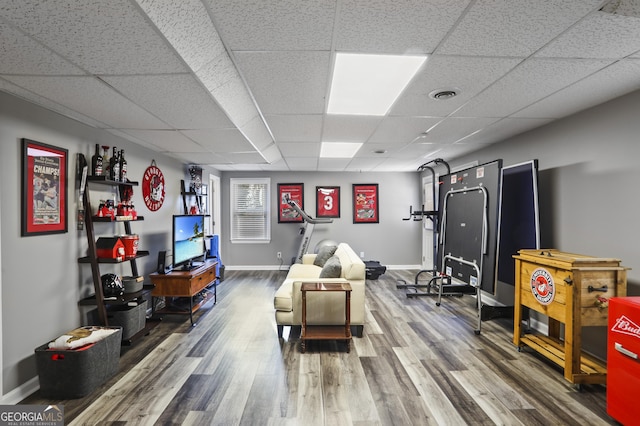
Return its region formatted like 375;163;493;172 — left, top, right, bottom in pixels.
352;183;378;224
21;138;68;236
316;186;340;218
278;183;304;223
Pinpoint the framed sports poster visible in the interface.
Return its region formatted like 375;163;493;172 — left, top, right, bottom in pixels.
278;183;304;223
353;184;379;223
21;138;68;236
316;186;340;218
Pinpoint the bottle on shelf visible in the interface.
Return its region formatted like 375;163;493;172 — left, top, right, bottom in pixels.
91;143;103;176
110;146;120;182
119;149;127;182
102;145;110;179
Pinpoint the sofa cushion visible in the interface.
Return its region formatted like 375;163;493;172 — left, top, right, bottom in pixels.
313;244;337;267
319;255;342;278
335;243;366;280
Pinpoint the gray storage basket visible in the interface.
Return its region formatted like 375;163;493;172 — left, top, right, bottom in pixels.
35;326;122;399
107;300;147;340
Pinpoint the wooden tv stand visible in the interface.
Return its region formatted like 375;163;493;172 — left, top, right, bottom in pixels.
149;259;217;326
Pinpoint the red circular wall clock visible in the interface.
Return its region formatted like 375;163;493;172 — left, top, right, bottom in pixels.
141;160;165;211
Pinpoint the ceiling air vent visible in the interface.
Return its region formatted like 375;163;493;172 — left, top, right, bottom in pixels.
429;88;459;100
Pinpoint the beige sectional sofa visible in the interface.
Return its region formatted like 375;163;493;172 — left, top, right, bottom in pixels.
274;243;366;338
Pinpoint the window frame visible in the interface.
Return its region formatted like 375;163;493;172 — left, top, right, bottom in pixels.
230;177;271;244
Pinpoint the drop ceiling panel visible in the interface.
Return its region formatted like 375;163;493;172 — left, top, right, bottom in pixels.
2;1;640;172
373;157;425;172
0;0;187;74
388;144;439;161
3;75;170;129
102;74;233;129
169;151;231;165
135;0;227;73
121;129;206;152
335;0;470;53
514;59;640;119
437;143;483;160
224;151;267;164
453;58;613;118
181;128;255;152
354;143;393;158
0;22;84;75
277;142;321;157
423;117;501;144
259;158;290;171
345;157;385;172
318;157;351;171
463;117;554;145
391;56;522;117
438;0;601;56
208;0;335;50
286;157;319;171
367;116;442;144
265;115;323;142
210;77;260;128
0;78;109;128
322;115;382;143
535;11;640;59
234;51;330;115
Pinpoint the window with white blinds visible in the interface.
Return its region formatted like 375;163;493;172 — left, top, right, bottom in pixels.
230;178;271;243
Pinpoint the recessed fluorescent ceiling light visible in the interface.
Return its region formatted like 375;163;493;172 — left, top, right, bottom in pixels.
320;142;363;158
328;53;427;116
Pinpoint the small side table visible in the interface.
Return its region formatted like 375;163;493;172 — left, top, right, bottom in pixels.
301;282;352;353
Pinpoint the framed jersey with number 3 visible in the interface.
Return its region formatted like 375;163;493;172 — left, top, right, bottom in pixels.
316;186;340;218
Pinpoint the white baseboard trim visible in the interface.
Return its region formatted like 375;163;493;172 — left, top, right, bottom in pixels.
226;265;289;271
1;376;39;405
386;265;421;270
223;264;422;271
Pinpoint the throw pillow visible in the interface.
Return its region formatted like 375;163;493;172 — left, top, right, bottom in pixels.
319;255;341;278
314;245;338;267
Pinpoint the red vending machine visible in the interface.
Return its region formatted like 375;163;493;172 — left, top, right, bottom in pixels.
608;297;640;425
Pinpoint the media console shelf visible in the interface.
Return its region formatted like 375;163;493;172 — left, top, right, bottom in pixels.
149;259;218;326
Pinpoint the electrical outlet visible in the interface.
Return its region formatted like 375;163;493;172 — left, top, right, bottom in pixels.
277;252;282;260
360;252;365;259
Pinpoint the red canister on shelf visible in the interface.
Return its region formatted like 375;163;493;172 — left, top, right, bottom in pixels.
119;234;139;259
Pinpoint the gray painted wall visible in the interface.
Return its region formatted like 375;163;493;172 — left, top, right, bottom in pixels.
0;92;202;396
452;90;640;289
450;90;640;360
220;171;423;268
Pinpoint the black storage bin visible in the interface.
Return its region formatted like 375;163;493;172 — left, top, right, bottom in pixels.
35;326;122;399
107;300;147;340
365;261;387;280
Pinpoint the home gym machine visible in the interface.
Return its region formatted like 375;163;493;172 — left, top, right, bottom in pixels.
400;160;503;335
397;158;449;292
284;195;332;264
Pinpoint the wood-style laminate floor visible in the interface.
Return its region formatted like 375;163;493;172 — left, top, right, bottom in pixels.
22;269;615;425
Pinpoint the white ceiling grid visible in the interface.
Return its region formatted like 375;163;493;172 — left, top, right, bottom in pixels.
1;0;640;171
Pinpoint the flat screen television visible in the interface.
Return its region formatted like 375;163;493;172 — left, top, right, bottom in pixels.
172;214;206;270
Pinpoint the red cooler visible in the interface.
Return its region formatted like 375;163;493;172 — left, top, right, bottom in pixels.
607;297;640;425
